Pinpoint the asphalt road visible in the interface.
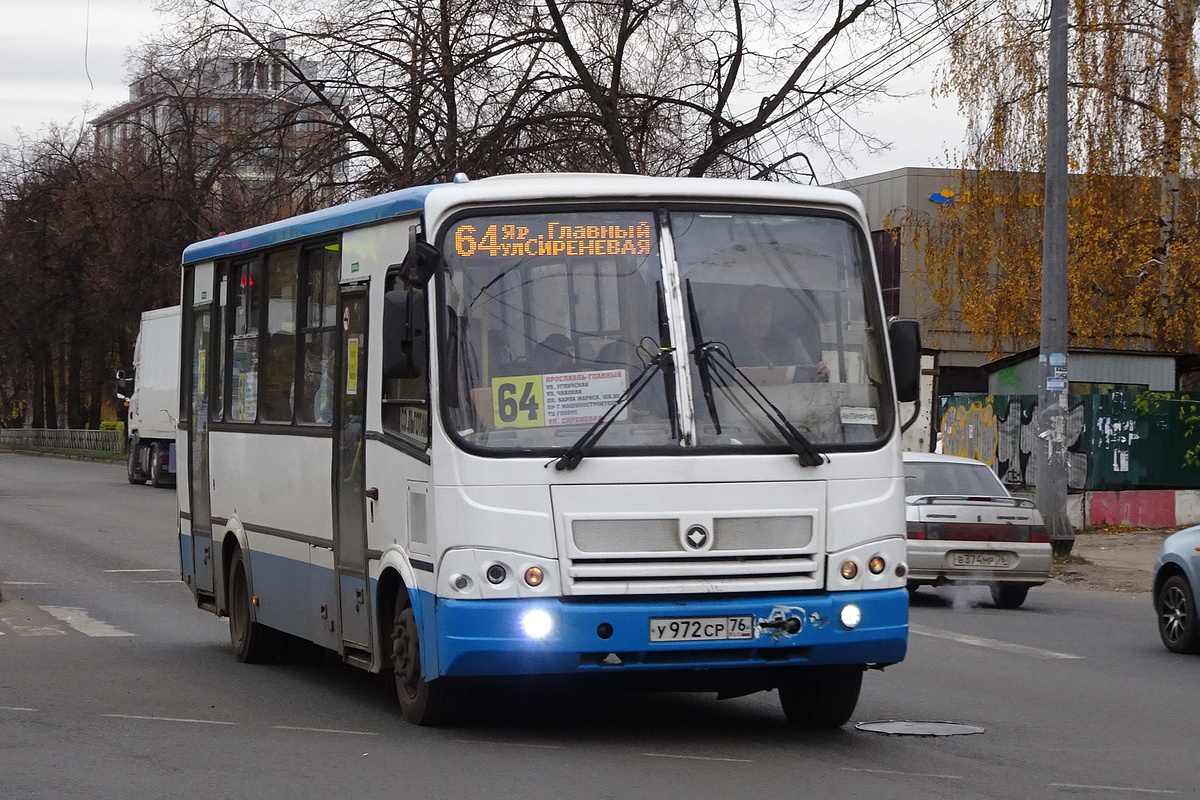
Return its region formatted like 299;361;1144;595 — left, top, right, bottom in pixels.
1;452;1195;799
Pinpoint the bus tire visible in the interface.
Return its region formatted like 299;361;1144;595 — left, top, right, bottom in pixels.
392;593;457;726
149;443;166;488
127;442;146;485
228;549;280;664
778;666;863;728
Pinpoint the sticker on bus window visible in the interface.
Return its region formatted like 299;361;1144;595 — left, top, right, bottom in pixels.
491;370;628;428
346;337;360;396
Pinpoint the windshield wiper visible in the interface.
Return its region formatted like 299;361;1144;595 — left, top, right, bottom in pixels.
685;279;721;434
554;283;680;470
704;345;826;468
553;343;674;471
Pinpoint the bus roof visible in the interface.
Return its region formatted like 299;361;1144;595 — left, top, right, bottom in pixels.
182;174;869;266
181;183;440;265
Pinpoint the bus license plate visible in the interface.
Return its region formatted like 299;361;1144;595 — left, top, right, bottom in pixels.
649;615;755;642
951;552;1011;568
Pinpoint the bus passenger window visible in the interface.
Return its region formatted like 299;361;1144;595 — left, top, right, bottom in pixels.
229;259;262;422
297;244;338;426
261;249;298;423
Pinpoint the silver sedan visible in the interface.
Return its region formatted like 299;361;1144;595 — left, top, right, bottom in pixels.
903;452;1053;608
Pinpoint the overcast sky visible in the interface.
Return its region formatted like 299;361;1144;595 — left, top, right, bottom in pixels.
0;0;966;181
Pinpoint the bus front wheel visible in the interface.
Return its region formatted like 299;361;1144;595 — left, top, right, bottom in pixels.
228;549;280;664
391;594;458;726
778;665;863;728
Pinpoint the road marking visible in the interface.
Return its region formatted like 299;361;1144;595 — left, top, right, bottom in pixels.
910;624;1084;659
641;753;755;763
39;607;135;637
0;707;36;712
134;580;179;584
275;726;378;736
1049;783;1178;795
103;569;172;573
452;739;564;750
0;615;67;636
841;767;963;780
2;581;48;586
103;714;234;726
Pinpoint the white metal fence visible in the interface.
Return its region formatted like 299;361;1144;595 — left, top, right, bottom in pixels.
0;428;124;453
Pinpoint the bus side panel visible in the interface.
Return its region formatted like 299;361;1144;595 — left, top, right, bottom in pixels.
244;531;312;635
209;430;333;640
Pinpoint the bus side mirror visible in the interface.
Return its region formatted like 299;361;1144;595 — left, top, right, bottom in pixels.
399;236;441;288
382;289;427;380
889;319;921;404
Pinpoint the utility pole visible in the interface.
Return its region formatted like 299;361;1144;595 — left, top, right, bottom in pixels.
1037;0;1074;556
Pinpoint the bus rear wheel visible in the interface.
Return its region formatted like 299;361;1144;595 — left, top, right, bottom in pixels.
228;549;280;664
778;666;863;728
391;594;458;726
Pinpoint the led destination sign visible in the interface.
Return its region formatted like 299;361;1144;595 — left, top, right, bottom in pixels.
454;218;653;259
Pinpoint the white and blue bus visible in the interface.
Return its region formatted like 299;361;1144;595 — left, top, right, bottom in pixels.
176;173;921;727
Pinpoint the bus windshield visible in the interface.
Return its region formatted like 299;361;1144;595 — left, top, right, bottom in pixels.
440;206;891;454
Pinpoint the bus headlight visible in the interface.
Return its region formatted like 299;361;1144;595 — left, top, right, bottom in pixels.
868;556;886;575
524;566;545;587
839;560;858;580
520;609;554;639
840;604;862;629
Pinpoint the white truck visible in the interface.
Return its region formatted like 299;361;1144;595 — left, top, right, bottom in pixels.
117;305;180;487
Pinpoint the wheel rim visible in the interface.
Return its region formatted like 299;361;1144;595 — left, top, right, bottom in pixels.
1161;585;1189;645
393;610;421;701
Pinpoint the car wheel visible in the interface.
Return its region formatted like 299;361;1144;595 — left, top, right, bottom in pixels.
990;583;1029;609
1157;574;1200;654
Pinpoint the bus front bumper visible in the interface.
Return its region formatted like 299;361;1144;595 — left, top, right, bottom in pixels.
429;589;907;678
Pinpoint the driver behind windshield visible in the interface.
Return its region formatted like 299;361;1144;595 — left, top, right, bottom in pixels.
718;286;829;382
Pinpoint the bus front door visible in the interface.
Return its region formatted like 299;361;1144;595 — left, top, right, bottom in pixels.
188;306;214;595
332;286;372;655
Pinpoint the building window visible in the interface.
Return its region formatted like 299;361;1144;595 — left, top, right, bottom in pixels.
872;228;901;318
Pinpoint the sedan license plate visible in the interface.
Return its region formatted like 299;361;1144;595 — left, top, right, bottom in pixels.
951;551;1011;568
649;615;755;642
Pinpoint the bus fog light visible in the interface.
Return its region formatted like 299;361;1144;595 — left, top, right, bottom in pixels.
895;562;908;578
451;573;471;592
485;563;507;585
524;566;545;587
868;556;886;575
840;604;862;629
839;560;858;580
520;609;554;639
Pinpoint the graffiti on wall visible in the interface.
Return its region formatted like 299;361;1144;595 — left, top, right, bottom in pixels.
939;394;1087;490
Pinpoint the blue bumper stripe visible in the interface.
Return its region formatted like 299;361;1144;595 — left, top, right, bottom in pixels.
429;589;907;678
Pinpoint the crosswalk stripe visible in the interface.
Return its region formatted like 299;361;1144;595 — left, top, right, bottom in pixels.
38;606;135;637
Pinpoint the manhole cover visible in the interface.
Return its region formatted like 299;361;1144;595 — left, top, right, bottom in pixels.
856;720;985;736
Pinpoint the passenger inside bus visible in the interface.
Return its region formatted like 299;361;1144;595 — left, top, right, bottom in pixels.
718;286;829;382
531;333;576;374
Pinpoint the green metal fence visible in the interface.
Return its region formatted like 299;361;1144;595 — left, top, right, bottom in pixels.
938;391;1200;491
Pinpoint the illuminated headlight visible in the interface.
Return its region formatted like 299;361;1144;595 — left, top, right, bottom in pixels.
520;609;554;639
839;560;859;580
840;604;863;629
524;566;545;587
868;556;886;575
